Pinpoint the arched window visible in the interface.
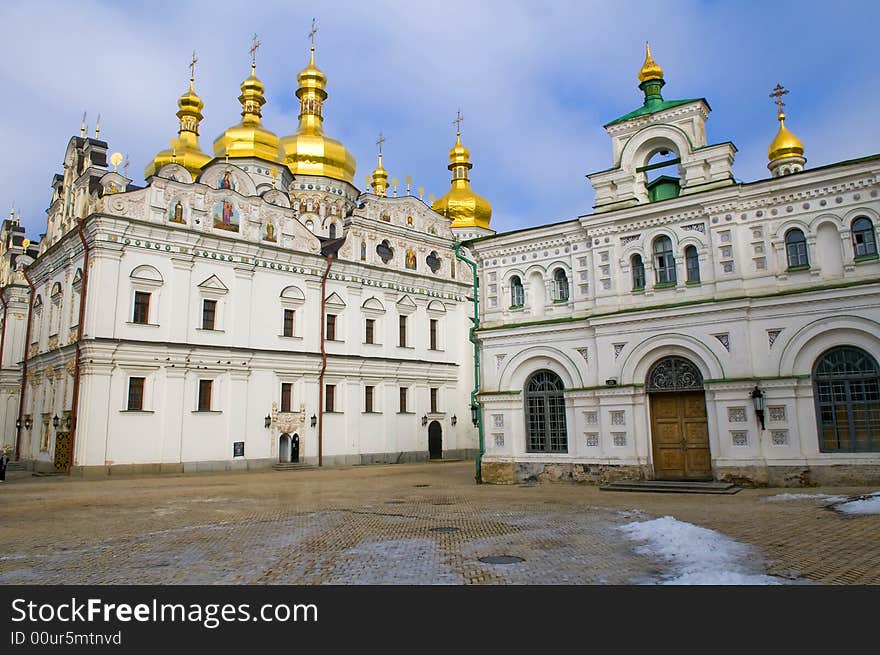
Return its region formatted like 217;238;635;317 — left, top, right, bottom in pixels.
510;276;524;308
631;254;645;290
551;269;569;302
685;245;700;283
852;217;877;258
653;236;676;285
785;228;809;269
524;370;568;453
813;346;880;452
328;223;337;239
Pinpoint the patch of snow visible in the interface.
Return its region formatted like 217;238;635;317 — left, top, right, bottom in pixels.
764;493;850;504
833;492;880;516
620;516;787;585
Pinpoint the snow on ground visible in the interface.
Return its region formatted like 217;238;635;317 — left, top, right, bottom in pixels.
619;516;785;585
832;492;880;516
764;493;850;504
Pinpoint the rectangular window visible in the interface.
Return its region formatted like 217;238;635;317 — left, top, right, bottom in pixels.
429;319;438;350
283;309;295;337
198;379;212;411
325;384;335;412
365;385;374;413
133;291;150;324
399;387;407;413
127;377;145;411
365;318;375;344
281;382;292;413
430;387;438;414
326;314;337;341
399;315;407;347
202;299;217;330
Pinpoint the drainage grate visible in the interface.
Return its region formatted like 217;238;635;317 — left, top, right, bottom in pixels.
384;500;405;505
413;484;431;488
430;526;460;533
479;555;525;565
432;501;454;506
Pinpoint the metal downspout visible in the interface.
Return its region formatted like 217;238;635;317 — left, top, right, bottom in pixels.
453;241;483;484
317;253;333;467
69;217;90;474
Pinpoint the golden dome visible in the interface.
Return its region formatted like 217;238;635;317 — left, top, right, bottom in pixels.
279;46;356;184
768;111;804;162
638;42;664;83
431;131;492;230
145;77;212;179
370;151;389;197
213;64;281;161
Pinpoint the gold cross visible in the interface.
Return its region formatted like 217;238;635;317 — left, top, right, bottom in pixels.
769;83;789;112
453;109;463;134
189;51;198;80
250;34;261;67
309;18;318;50
377;132;385;155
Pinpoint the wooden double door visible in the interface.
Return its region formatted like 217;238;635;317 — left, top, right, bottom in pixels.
649;391;712;480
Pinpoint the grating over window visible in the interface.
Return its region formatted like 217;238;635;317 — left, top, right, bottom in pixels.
813;346;880;453
524;370;568;453
646;357;704;392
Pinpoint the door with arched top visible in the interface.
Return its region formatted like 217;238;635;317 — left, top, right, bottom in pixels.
279;434;290;463
647;356;712;480
428;421;442;459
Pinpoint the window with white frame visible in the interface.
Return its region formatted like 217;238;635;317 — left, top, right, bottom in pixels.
129;265;164;326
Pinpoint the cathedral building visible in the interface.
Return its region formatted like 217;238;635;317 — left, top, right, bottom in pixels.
1;38;493;475
470;46;880;486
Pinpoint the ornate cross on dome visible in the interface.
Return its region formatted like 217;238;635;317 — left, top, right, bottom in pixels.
189;51;198;81
309;18;318;50
250;33;261;68
769;84;789;113
453;109;464;135
377;132;385;155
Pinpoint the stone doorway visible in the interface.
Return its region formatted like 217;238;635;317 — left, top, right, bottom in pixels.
428;421;442;459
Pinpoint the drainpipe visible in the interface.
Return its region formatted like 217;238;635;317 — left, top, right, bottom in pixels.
16;267;36;460
317;253;333;467
68;217;91;474
453;242;483;484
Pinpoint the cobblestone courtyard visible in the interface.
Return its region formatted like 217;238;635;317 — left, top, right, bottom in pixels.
1;462;878;584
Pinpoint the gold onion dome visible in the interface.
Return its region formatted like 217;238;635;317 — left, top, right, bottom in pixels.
145;74;212;179
638;42;664;83
768;110;804;162
370;147;389;197
431;130;492;230
279;45;356;184
213;63;280;161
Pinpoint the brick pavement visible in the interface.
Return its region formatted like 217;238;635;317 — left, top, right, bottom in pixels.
0;462;877;584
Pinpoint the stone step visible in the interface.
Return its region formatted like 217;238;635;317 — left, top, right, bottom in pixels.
6;461;28;471
600;480;741;494
271;463;315;471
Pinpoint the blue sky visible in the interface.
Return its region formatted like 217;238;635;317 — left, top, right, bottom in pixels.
1;0;878;239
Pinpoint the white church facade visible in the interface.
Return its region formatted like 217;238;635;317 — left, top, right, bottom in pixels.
469;47;880;486
1;40;492;475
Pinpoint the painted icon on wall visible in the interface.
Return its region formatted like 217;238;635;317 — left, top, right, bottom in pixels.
212;199;240;232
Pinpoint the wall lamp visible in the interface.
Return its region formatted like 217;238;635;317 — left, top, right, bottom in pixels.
310;414;317;428
451;415;457;426
421;415;428;426
470;403;479;427
52;414;60;429
264;414;271;429
24;416;32;430
751;385;765;431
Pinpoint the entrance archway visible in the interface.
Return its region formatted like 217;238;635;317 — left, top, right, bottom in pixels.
428;421;442;459
279;433;290;463
646;356;712;480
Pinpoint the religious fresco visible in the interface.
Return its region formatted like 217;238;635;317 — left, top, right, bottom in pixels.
167;199;186;223
218;170;235;190
212;199;240;232
264;220;276;241
405;248;417;270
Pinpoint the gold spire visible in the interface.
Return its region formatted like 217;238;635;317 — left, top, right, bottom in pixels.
431;111;492;230
213;35;281;161
279;19;356;184
370;132;389;197
145;52;211;179
638;42;664;83
768;84;805;163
